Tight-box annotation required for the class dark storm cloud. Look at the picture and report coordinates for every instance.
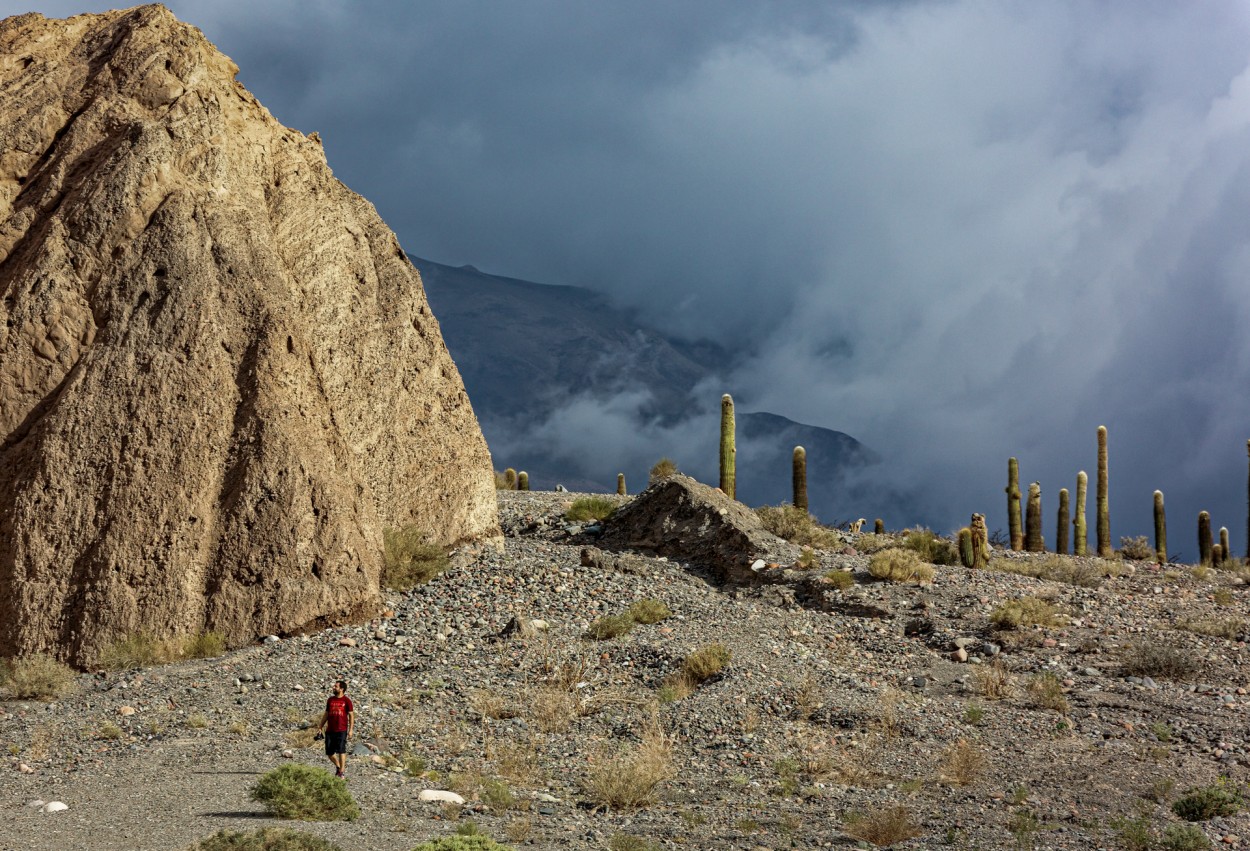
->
[7,1,1250,549]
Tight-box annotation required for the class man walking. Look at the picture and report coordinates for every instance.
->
[318,679,355,779]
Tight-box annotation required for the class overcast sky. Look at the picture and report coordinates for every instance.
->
[10,1,1250,554]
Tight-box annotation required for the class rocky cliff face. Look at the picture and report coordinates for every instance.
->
[0,5,499,665]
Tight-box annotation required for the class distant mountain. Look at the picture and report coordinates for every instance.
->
[417,256,888,521]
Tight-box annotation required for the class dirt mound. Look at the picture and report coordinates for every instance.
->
[0,6,499,665]
[597,474,791,581]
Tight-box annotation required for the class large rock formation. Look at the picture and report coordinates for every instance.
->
[0,6,499,665]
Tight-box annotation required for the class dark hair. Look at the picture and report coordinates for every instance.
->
[335,679,348,691]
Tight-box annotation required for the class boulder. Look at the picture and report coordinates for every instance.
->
[597,474,791,582]
[0,7,499,665]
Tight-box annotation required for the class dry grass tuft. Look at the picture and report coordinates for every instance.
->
[680,643,731,683]
[755,504,843,549]
[626,599,671,624]
[585,613,636,640]
[469,689,520,721]
[649,457,678,482]
[867,548,935,584]
[584,717,675,810]
[1121,642,1197,681]
[989,554,1116,587]
[1176,616,1246,640]
[1026,672,1069,713]
[939,739,986,786]
[1,653,76,700]
[843,805,922,846]
[823,569,855,590]
[901,528,959,565]
[974,660,1013,700]
[565,496,617,522]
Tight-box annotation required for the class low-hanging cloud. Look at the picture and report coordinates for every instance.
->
[9,1,1250,551]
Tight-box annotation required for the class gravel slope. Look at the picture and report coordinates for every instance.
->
[3,489,1250,850]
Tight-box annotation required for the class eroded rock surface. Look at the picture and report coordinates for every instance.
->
[0,5,499,665]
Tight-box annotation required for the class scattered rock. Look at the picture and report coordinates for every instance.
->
[418,790,465,805]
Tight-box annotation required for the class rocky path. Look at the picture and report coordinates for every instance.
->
[3,488,1250,850]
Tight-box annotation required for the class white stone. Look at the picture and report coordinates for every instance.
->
[419,789,465,804]
[530,619,549,630]
[42,801,68,813]
[750,559,767,572]
[18,762,34,774]
[263,635,280,644]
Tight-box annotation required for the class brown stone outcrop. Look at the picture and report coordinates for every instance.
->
[0,6,499,665]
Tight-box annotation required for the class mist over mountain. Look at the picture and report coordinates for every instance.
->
[418,257,908,525]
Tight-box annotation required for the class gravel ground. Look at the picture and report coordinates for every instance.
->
[3,489,1250,850]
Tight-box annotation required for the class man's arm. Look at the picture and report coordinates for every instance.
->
[317,706,328,733]
[347,704,355,738]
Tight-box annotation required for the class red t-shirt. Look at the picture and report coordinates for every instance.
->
[325,695,354,733]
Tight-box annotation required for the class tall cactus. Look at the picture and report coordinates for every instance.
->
[1097,425,1111,557]
[1213,543,1225,567]
[517,471,529,491]
[1220,527,1230,564]
[1153,490,1167,564]
[1198,511,1213,565]
[1074,471,1088,556]
[969,513,990,569]
[719,394,736,500]
[792,446,808,512]
[1056,488,1070,555]
[1025,482,1044,552]
[504,468,517,490]
[875,518,884,534]
[617,473,626,496]
[1006,457,1023,551]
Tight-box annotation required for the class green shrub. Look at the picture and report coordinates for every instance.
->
[648,458,679,482]
[1,653,76,700]
[682,644,731,683]
[1172,781,1242,821]
[627,599,671,624]
[410,836,513,851]
[1161,824,1212,850]
[382,527,449,590]
[184,631,226,659]
[901,528,958,565]
[755,504,841,549]
[250,764,360,821]
[989,596,1067,630]
[1026,673,1069,713]
[565,496,617,522]
[585,614,636,640]
[823,570,854,590]
[189,828,343,851]
[867,548,935,584]
[989,554,1110,587]
[1119,536,1155,561]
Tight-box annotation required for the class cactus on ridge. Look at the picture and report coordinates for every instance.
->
[792,446,807,512]
[504,468,517,490]
[617,473,626,496]
[1025,481,1043,552]
[720,394,736,500]
[1074,471,1088,556]
[1006,457,1022,551]
[1097,426,1111,557]
[875,519,884,534]
[969,513,990,569]
[958,527,974,568]
[1056,488,1070,555]
[517,471,529,491]
[1220,526,1230,565]
[1198,511,1213,565]
[1153,490,1167,564]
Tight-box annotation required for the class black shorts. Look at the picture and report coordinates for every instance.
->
[325,731,348,756]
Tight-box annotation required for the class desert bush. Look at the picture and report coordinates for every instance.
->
[411,837,513,851]
[1176,617,1246,640]
[584,718,674,810]
[755,504,842,549]
[382,526,449,590]
[681,643,731,683]
[187,713,209,729]
[565,496,616,522]
[648,457,679,482]
[608,835,661,851]
[1172,781,1242,821]
[990,596,1067,630]
[1,653,76,700]
[98,631,170,670]
[1026,673,1069,713]
[1121,642,1197,681]
[823,569,854,590]
[524,684,579,733]
[901,528,959,565]
[842,805,922,846]
[184,631,226,659]
[1119,536,1155,560]
[796,546,818,569]
[189,828,342,851]
[853,532,897,554]
[250,764,360,821]
[989,554,1109,587]
[626,599,671,624]
[939,739,986,786]
[867,548,935,584]
[1161,824,1213,850]
[585,613,636,640]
